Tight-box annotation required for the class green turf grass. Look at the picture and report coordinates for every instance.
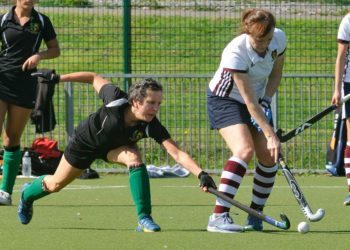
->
[1,174,349,250]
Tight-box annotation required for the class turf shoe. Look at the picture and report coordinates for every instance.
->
[136,215,161,232]
[245,214,263,231]
[0,190,12,205]
[18,183,33,225]
[207,212,243,233]
[343,193,350,206]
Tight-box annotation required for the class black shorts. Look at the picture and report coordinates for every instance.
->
[0,69,37,109]
[64,137,108,170]
[206,89,251,129]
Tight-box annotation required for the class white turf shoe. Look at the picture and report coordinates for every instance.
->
[0,190,12,206]
[207,212,243,233]
[344,193,350,206]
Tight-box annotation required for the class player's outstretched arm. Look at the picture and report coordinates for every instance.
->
[31,69,109,93]
[162,139,217,191]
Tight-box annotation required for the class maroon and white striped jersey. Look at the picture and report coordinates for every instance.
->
[208,28,287,104]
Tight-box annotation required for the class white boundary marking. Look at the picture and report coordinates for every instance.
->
[12,185,127,192]
[12,184,345,192]
[161,185,345,189]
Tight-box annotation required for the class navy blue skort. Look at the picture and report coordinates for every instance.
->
[343,83,350,119]
[206,89,251,129]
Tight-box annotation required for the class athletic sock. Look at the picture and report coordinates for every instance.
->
[0,148,22,194]
[129,164,151,220]
[250,162,278,211]
[344,143,350,192]
[23,175,50,203]
[213,157,247,214]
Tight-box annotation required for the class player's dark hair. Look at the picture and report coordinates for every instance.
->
[241,9,276,37]
[128,78,163,104]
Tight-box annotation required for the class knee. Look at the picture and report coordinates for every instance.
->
[43,179,64,193]
[235,145,254,162]
[124,152,143,168]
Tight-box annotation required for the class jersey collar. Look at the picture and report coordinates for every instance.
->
[4,6,39,24]
[245,34,270,64]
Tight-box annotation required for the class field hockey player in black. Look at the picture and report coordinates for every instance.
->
[19,69,217,232]
[0,0,60,206]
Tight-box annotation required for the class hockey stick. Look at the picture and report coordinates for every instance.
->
[208,187,290,230]
[277,93,350,143]
[278,156,325,222]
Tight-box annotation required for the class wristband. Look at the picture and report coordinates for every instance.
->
[198,171,208,179]
[262,95,272,105]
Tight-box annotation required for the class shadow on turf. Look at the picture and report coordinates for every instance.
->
[47,227,215,232]
[48,228,339,234]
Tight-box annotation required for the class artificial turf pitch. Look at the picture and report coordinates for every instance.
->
[0,173,349,250]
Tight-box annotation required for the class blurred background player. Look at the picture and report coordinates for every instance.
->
[0,0,60,205]
[206,8,286,232]
[332,11,350,206]
[18,70,217,232]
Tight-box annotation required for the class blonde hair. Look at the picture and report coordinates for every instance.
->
[241,9,276,37]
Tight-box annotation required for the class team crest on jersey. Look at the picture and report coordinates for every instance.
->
[28,22,40,34]
[129,130,144,142]
[271,50,277,60]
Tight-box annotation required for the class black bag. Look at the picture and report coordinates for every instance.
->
[0,149,62,176]
[27,137,63,176]
[29,150,62,176]
[326,109,346,176]
[78,168,100,179]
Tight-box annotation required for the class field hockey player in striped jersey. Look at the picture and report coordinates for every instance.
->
[206,8,287,233]
[332,12,350,206]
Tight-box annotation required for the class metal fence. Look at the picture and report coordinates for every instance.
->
[0,1,347,172]
[0,1,347,75]
[21,74,334,173]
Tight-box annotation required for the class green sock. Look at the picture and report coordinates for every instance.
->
[23,175,50,203]
[0,148,22,194]
[129,164,151,220]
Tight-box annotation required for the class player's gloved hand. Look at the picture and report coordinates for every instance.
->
[198,171,217,190]
[250,96,273,132]
[31,68,60,84]
[259,96,273,123]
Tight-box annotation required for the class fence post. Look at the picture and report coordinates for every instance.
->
[65,82,74,141]
[272,92,278,130]
[123,0,132,91]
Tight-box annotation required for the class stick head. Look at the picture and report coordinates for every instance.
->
[279,213,291,230]
[308,208,325,222]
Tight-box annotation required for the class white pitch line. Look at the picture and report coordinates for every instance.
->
[11,184,345,192]
[161,185,346,189]
[64,185,126,190]
[12,185,127,192]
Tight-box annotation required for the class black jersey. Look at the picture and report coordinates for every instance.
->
[73,84,171,155]
[0,6,57,67]
[0,6,57,108]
